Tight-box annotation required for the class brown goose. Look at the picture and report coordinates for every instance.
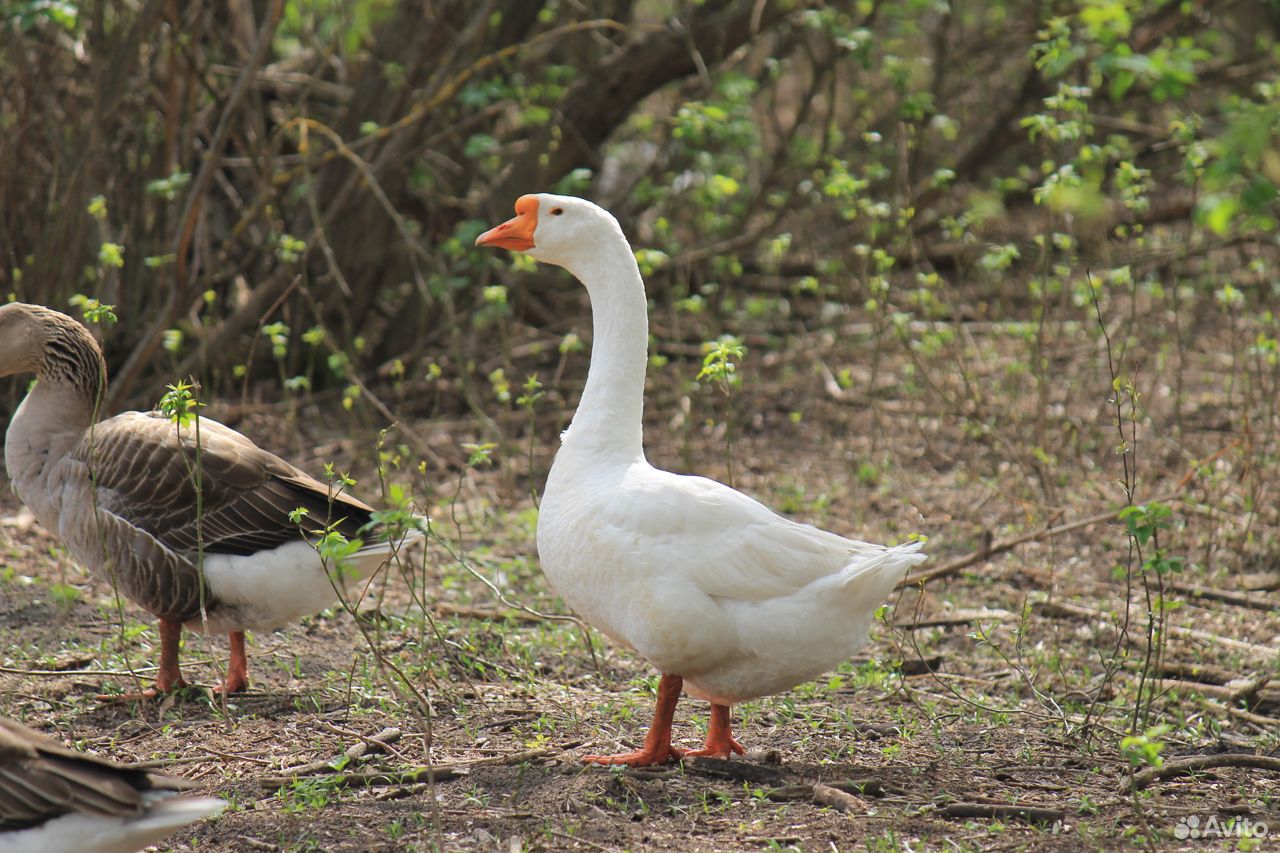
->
[0,303,422,695]
[0,716,224,853]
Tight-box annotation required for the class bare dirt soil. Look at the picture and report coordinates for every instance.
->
[2,315,1278,852]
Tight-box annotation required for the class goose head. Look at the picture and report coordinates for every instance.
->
[475,193,628,274]
[0,302,46,377]
[0,302,105,400]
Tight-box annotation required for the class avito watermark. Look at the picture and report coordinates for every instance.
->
[1173,815,1268,841]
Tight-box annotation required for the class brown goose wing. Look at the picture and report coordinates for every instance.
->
[74,411,375,559]
[0,718,189,829]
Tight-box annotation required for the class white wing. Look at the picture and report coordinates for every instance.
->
[595,466,892,603]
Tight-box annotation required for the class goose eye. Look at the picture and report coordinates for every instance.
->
[550,207,564,216]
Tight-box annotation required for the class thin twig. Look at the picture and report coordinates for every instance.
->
[933,802,1065,823]
[261,747,557,789]
[1164,580,1277,612]
[899,495,1179,588]
[1035,600,1279,661]
[1126,754,1280,791]
[274,727,403,778]
[433,602,547,624]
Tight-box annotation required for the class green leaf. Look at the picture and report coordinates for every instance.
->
[97,242,124,269]
[1200,195,1239,236]
[157,380,202,428]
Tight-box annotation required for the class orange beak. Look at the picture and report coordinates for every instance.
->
[475,195,538,251]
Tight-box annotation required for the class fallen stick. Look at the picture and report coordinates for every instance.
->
[1240,571,1280,591]
[767,779,895,809]
[314,765,468,788]
[934,802,1065,823]
[3,641,285,681]
[898,496,1179,589]
[433,602,546,624]
[765,785,816,802]
[813,783,866,814]
[1202,698,1280,728]
[1126,754,1280,791]
[0,657,222,677]
[896,607,1016,629]
[1160,678,1274,706]
[1034,600,1279,662]
[684,756,787,785]
[828,776,897,797]
[0,664,164,678]
[272,727,402,779]
[1159,661,1243,685]
[129,754,224,770]
[322,722,408,757]
[1165,580,1277,613]
[899,441,1241,590]
[262,746,557,789]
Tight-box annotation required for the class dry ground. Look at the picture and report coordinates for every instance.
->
[1,310,1278,852]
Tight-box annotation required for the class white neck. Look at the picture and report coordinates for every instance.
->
[558,243,649,461]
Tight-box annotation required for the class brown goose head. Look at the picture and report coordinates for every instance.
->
[0,303,106,400]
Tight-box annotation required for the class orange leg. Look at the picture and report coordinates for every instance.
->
[684,703,746,759]
[213,631,250,694]
[96,618,188,700]
[584,673,686,766]
[153,617,190,693]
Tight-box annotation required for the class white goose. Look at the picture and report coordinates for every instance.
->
[0,716,225,853]
[476,194,926,765]
[0,303,422,696]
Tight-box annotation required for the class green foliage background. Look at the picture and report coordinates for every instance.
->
[2,0,1278,423]
[3,7,1280,835]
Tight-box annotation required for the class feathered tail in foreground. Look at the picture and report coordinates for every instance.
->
[0,717,225,853]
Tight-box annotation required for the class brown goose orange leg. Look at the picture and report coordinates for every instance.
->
[684,703,746,759]
[152,617,191,692]
[584,673,686,766]
[99,617,189,700]
[213,631,250,694]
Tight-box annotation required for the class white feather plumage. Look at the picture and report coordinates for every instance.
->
[479,193,927,762]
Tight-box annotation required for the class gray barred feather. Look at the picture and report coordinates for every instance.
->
[0,718,193,830]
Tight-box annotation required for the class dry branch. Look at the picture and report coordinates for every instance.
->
[829,776,899,797]
[1126,754,1280,791]
[543,828,616,853]
[1201,699,1280,729]
[934,802,1065,823]
[1165,580,1278,613]
[765,781,888,811]
[899,439,1235,590]
[896,607,1017,629]
[1034,600,1279,662]
[496,0,806,198]
[262,746,557,789]
[898,498,1176,589]
[273,727,402,779]
[812,783,867,814]
[109,0,286,407]
[765,784,817,802]
[684,756,787,785]
[433,602,547,624]
[1160,677,1274,707]
[1159,661,1249,685]
[1240,572,1280,592]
